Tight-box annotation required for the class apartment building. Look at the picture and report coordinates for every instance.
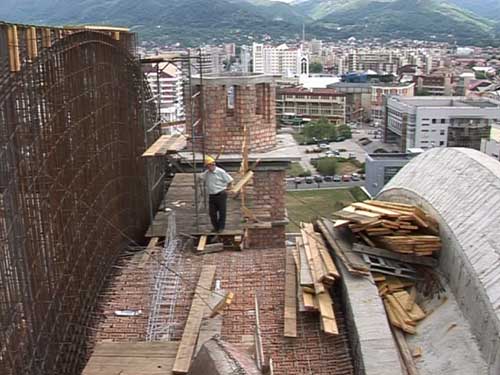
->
[384,96,500,151]
[252,42,308,77]
[276,87,346,125]
[143,62,184,127]
[328,82,414,122]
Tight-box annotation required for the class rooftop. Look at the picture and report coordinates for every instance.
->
[389,96,500,109]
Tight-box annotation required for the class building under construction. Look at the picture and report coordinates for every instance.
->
[1,22,499,375]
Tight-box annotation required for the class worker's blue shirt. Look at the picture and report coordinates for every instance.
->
[201,167,233,195]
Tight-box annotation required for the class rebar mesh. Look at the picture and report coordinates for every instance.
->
[0,24,160,375]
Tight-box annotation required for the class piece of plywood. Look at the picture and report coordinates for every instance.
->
[82,341,179,375]
[173,265,216,374]
[284,248,297,337]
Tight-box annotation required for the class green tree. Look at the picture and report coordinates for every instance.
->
[302,118,337,142]
[309,62,323,73]
[316,157,337,175]
[337,124,352,139]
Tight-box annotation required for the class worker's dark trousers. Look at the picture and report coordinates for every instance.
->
[208,191,227,232]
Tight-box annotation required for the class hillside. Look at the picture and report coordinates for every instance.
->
[316,0,498,46]
[0,0,310,45]
[0,0,498,46]
[447,0,500,21]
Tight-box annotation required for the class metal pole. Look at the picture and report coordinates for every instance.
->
[187,50,199,232]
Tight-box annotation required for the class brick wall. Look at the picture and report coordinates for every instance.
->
[246,169,286,249]
[186,82,276,154]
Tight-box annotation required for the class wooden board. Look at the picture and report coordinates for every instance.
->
[82,341,179,375]
[314,234,340,279]
[284,248,297,338]
[333,209,379,225]
[301,227,325,294]
[173,265,216,374]
[296,237,313,287]
[142,135,186,157]
[351,202,401,218]
[196,235,207,252]
[316,292,338,335]
[230,170,254,194]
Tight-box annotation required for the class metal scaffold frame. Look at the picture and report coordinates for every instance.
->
[140,50,210,231]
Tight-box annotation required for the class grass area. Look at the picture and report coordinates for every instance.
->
[286,187,369,232]
[312,157,363,175]
[287,162,311,177]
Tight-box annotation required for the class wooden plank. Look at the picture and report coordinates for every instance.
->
[284,248,297,337]
[230,170,254,194]
[301,226,325,294]
[333,209,379,225]
[392,328,419,375]
[407,287,417,311]
[296,237,313,287]
[358,232,376,247]
[173,265,216,374]
[351,202,401,218]
[393,291,426,321]
[83,342,179,374]
[316,292,338,335]
[383,299,416,335]
[314,234,340,279]
[386,294,414,325]
[302,290,316,310]
[196,235,207,252]
[352,243,438,268]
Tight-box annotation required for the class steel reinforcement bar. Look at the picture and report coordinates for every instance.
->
[0,23,161,375]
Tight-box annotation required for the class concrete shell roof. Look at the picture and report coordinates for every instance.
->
[381,147,500,313]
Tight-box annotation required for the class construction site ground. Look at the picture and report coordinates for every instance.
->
[86,245,355,374]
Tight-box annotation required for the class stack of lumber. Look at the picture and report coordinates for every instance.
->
[333,200,441,257]
[375,274,426,335]
[289,222,340,336]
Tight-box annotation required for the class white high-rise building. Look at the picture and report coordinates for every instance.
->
[252,42,308,77]
[144,62,184,132]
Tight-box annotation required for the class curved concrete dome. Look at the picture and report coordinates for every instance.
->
[378,147,500,374]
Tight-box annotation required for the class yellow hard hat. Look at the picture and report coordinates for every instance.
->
[204,155,215,165]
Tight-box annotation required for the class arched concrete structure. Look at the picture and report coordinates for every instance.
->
[379,147,500,374]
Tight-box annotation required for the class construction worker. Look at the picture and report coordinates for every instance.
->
[200,155,233,233]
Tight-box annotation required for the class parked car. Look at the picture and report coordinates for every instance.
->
[351,173,360,181]
[342,174,351,182]
[313,175,323,183]
[324,175,333,182]
[333,175,341,182]
[319,143,330,150]
[305,176,314,184]
[294,177,303,184]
